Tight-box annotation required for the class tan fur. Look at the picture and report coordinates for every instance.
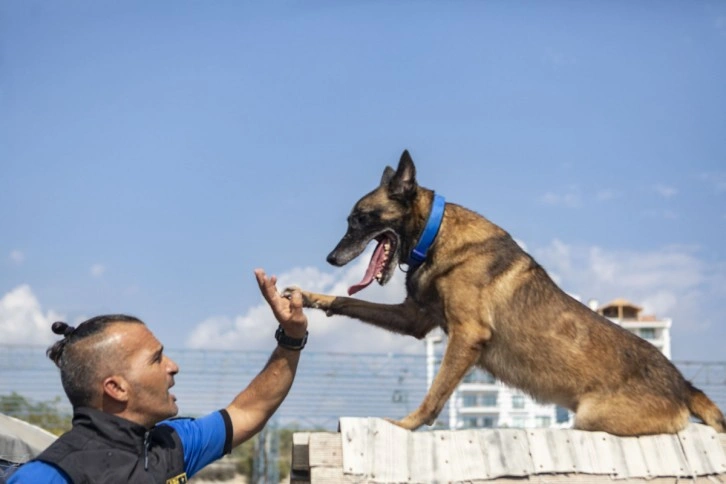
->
[296,151,725,435]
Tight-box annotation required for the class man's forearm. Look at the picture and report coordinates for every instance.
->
[226,345,301,446]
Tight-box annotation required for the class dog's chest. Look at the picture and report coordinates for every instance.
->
[406,270,446,326]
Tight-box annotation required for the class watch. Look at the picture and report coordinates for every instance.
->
[275,325,308,351]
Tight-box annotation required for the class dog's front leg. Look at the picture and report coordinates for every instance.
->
[391,329,483,430]
[293,290,436,339]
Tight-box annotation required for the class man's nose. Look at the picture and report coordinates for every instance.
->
[166,356,180,374]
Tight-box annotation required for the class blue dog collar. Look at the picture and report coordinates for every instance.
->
[409,193,446,266]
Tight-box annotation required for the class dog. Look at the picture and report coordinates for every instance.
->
[294,150,726,436]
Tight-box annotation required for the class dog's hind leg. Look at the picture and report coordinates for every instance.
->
[575,393,690,436]
[391,330,483,430]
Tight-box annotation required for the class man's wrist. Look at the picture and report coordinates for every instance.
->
[275,325,308,351]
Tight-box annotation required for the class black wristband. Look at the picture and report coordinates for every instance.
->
[275,325,308,351]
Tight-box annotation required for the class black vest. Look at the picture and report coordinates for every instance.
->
[34,407,187,484]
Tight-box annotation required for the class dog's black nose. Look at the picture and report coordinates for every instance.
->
[326,252,340,266]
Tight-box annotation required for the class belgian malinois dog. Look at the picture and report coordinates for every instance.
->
[296,150,725,436]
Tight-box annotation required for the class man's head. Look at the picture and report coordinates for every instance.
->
[47,315,180,428]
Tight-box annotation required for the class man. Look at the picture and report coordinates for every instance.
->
[8,269,307,483]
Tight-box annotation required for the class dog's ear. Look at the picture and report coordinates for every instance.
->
[387,149,417,201]
[380,166,396,186]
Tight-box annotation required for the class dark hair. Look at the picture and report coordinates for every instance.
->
[47,314,144,408]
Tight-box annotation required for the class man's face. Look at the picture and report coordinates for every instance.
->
[111,323,180,427]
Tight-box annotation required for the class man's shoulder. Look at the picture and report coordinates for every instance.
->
[159,409,228,435]
[158,409,232,474]
[7,460,70,483]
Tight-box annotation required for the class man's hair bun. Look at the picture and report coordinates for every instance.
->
[52,321,76,336]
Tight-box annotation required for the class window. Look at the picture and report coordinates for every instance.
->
[463,368,497,384]
[639,328,656,340]
[512,395,525,409]
[462,417,478,429]
[535,416,552,428]
[511,416,527,428]
[461,393,497,407]
[461,417,497,429]
[556,406,572,424]
[602,307,618,318]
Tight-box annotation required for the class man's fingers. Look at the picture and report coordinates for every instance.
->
[254,268,279,305]
[288,288,304,313]
[255,268,307,327]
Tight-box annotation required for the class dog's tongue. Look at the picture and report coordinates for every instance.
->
[348,238,387,296]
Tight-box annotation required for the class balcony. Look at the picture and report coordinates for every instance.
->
[457,405,500,414]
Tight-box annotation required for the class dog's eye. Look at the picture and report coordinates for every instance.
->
[357,211,379,225]
[350,212,368,226]
[349,210,381,227]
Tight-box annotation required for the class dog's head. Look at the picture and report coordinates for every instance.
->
[328,150,420,295]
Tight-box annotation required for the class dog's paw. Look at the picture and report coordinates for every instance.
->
[283,287,325,310]
[281,286,300,301]
[383,417,418,431]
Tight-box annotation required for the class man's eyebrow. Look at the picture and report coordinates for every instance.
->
[149,346,164,363]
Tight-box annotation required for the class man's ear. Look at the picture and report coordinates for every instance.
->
[103,375,130,403]
[388,149,417,201]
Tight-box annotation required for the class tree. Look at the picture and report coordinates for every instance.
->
[0,392,71,436]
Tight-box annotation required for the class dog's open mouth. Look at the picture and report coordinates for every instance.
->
[348,232,398,296]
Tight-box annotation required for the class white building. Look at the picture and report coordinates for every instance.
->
[427,298,673,430]
[593,298,672,359]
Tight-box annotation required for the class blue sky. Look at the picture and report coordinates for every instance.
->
[1,2,725,361]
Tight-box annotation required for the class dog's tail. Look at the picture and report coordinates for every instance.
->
[687,381,726,432]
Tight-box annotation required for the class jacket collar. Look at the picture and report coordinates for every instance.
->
[72,407,149,454]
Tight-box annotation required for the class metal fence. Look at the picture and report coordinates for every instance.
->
[0,345,429,431]
[1,345,725,432]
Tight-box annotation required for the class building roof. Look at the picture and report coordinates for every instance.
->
[599,298,643,312]
[292,418,726,483]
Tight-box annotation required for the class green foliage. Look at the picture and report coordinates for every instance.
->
[0,392,71,436]
[231,438,255,478]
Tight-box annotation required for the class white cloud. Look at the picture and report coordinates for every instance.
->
[188,240,724,355]
[653,184,678,198]
[595,189,621,202]
[90,264,106,278]
[533,241,720,332]
[0,285,64,345]
[9,250,25,265]
[697,172,726,193]
[187,250,425,354]
[540,187,581,208]
[513,238,528,253]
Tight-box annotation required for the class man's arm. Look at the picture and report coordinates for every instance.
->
[224,269,308,448]
[7,461,70,483]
